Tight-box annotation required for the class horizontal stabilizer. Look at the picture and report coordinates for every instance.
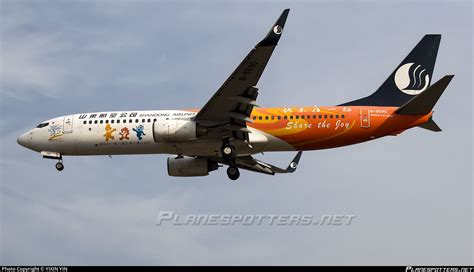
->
[396,75,454,115]
[418,119,442,132]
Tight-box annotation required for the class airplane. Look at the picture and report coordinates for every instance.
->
[17,9,454,181]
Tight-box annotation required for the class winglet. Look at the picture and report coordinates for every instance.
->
[285,151,302,173]
[257,9,290,47]
[271,151,302,174]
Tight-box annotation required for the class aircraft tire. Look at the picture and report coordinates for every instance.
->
[227,166,240,180]
[55,162,64,171]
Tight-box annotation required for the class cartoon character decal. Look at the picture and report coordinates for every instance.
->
[48,124,63,141]
[133,125,146,140]
[104,124,116,141]
[119,127,130,141]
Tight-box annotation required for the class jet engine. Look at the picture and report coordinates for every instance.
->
[153,120,207,142]
[167,157,218,177]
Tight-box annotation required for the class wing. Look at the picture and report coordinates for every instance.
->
[211,151,303,176]
[194,9,290,141]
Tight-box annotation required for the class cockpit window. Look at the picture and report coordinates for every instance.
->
[36,122,49,128]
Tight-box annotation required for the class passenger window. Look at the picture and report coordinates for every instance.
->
[117,120,120,124]
[324,115,327,119]
[265,116,269,120]
[94,120,98,124]
[100,120,103,124]
[271,116,275,120]
[111,120,114,123]
[147,119,151,123]
[123,119,127,123]
[342,114,345,118]
[301,115,304,119]
[83,121,86,125]
[89,120,92,124]
[129,119,132,123]
[259,116,262,120]
[307,115,311,119]
[336,115,339,118]
[277,116,281,120]
[284,116,287,119]
[153,118,157,122]
[318,115,322,119]
[253,116,257,120]
[290,116,293,119]
[142,119,145,123]
[296,115,299,119]
[105,120,109,124]
[135,119,139,123]
[330,115,333,118]
[313,115,316,119]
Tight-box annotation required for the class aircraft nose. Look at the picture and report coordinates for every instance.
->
[17,132,33,149]
[17,133,27,147]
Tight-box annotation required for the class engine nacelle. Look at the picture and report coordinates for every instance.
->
[167,157,218,177]
[153,120,207,142]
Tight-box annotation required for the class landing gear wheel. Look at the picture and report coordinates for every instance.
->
[55,162,64,171]
[227,166,240,180]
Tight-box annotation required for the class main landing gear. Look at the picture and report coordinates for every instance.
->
[221,143,235,160]
[226,163,240,180]
[221,140,239,180]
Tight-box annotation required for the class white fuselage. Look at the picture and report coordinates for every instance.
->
[17,110,293,158]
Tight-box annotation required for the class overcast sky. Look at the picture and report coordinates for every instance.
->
[1,0,472,265]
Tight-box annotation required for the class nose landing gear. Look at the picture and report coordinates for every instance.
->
[55,160,64,171]
[41,151,64,172]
